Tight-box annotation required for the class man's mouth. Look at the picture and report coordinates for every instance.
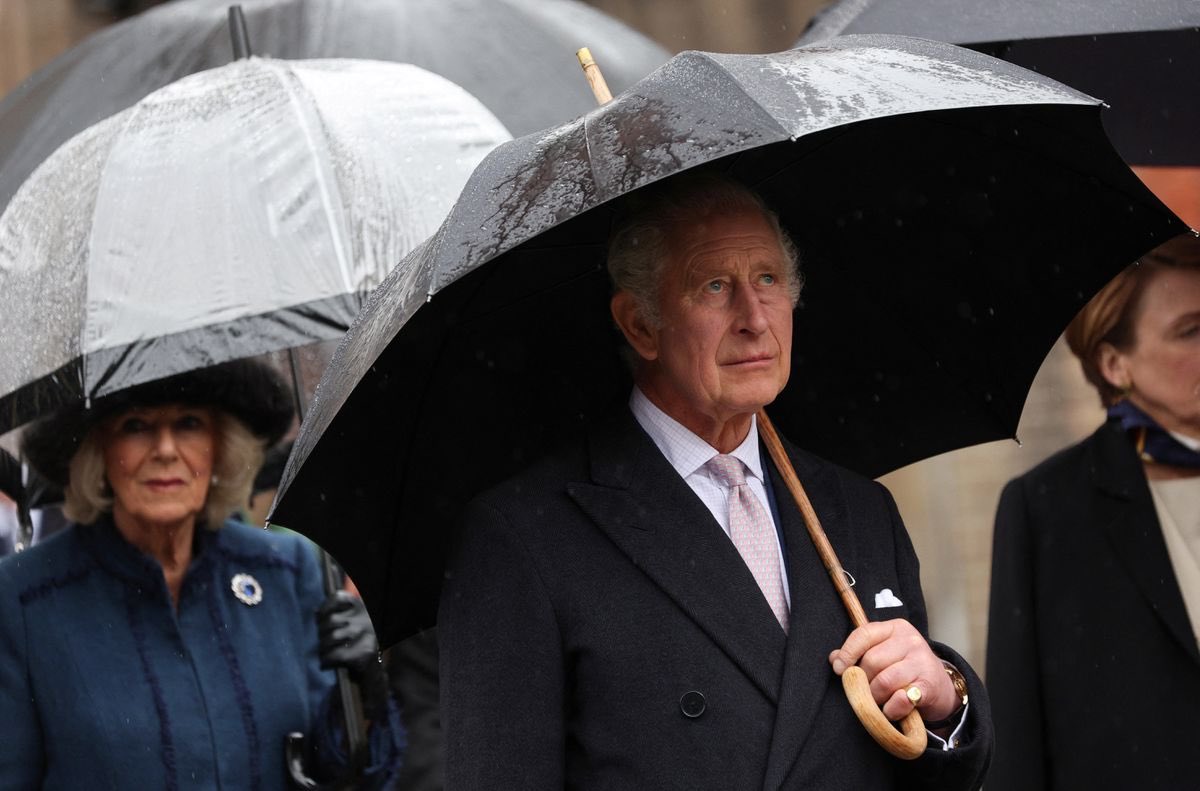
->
[725,353,775,366]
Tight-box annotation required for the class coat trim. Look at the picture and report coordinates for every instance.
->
[206,586,264,791]
[17,565,93,605]
[126,592,178,791]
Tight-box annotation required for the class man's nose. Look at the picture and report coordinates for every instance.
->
[733,282,770,334]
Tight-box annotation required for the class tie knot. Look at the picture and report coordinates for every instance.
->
[706,454,747,488]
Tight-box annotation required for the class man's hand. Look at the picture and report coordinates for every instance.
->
[828,619,958,724]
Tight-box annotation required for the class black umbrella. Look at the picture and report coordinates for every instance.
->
[0,0,669,213]
[797,0,1200,165]
[271,35,1186,651]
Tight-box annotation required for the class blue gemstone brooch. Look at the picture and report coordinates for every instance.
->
[231,573,263,606]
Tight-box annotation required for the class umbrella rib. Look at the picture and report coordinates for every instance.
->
[261,60,356,292]
[79,102,150,402]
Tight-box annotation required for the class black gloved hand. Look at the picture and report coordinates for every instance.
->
[317,591,392,721]
[316,590,379,680]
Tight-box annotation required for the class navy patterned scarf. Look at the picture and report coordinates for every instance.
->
[1107,399,1200,469]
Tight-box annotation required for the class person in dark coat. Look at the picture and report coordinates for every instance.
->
[439,174,992,789]
[0,359,404,790]
[987,233,1200,790]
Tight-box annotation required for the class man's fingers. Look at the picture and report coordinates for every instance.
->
[829,620,898,673]
[881,685,920,721]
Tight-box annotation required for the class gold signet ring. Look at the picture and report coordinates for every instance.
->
[905,685,922,706]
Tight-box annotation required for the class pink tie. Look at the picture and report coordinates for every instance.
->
[706,454,790,632]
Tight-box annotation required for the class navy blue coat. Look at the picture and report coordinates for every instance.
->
[0,517,403,790]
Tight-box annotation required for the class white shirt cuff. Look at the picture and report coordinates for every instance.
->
[925,700,969,751]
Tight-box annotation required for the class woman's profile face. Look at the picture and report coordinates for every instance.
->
[1109,266,1200,438]
[101,404,216,528]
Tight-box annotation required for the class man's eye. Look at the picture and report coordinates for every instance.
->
[705,280,724,293]
[1180,324,1200,339]
[760,273,777,285]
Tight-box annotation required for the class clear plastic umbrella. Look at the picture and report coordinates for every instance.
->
[0,56,511,434]
[0,0,669,213]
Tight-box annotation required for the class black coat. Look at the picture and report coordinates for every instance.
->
[440,409,992,789]
[987,420,1200,790]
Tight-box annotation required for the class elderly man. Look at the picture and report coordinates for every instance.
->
[439,174,993,789]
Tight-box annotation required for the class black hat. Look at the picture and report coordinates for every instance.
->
[21,359,295,487]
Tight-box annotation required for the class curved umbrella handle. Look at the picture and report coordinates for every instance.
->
[842,666,928,759]
[757,409,930,760]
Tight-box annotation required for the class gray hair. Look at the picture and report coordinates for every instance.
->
[63,411,264,528]
[606,173,803,327]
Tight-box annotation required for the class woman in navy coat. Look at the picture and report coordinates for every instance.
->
[987,234,1200,789]
[0,360,403,789]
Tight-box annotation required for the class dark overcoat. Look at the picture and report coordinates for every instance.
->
[987,420,1200,790]
[440,409,992,789]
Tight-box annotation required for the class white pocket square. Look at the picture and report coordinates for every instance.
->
[874,588,903,608]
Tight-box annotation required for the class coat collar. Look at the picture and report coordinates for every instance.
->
[78,513,222,597]
[1091,420,1200,667]
[568,408,788,702]
[568,408,862,788]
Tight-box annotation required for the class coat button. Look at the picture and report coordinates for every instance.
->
[679,690,706,718]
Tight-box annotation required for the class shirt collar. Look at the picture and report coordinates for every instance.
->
[629,387,764,482]
[1170,430,1200,452]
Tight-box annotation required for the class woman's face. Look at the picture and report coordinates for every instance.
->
[1103,266,1200,438]
[101,404,216,528]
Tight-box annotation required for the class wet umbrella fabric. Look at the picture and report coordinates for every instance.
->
[270,35,1186,648]
[0,57,511,434]
[0,0,669,213]
[797,0,1200,165]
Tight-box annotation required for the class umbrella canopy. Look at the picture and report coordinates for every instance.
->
[797,0,1200,165]
[0,57,511,435]
[0,0,669,214]
[271,35,1187,648]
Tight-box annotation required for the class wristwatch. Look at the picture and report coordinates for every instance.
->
[922,660,969,730]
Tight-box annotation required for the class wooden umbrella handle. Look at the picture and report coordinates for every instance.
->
[843,668,928,759]
[576,47,614,104]
[757,409,928,760]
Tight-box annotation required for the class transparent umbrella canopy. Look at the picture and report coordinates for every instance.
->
[0,0,669,214]
[0,57,512,434]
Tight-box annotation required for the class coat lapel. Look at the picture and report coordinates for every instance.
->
[1094,422,1200,667]
[762,442,857,790]
[566,411,788,703]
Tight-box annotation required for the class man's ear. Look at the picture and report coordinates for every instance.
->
[611,291,658,361]
[1097,341,1131,391]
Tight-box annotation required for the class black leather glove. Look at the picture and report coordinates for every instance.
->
[317,590,379,679]
[316,591,391,722]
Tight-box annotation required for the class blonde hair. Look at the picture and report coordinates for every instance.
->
[1065,234,1200,407]
[63,411,265,528]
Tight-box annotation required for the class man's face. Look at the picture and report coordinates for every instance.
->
[623,207,794,433]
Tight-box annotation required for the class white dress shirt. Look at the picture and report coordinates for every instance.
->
[629,387,791,607]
